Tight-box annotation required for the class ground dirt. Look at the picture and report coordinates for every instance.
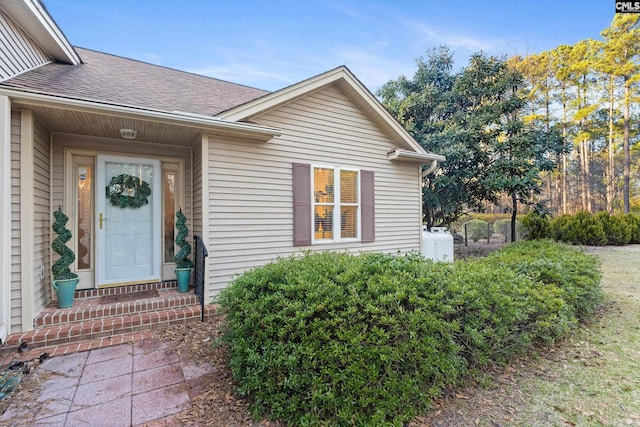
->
[2,243,637,426]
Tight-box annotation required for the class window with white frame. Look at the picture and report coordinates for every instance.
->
[312,166,359,241]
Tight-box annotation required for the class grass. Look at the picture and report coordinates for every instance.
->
[415,244,640,427]
[514,245,640,427]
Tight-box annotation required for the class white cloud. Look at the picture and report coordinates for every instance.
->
[404,20,492,53]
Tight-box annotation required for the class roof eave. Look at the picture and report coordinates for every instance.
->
[2,0,81,65]
[387,149,445,163]
[1,87,282,140]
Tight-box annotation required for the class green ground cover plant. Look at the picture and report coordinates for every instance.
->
[218,242,601,427]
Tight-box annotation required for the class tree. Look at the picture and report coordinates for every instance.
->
[472,55,564,241]
[509,52,559,212]
[601,14,640,213]
[378,47,482,228]
[379,51,561,235]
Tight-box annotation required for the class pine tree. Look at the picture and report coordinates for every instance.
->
[601,14,640,213]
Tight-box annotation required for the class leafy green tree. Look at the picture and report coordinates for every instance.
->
[378,47,486,228]
[379,51,562,236]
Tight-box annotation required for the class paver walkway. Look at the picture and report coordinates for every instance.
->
[0,338,214,426]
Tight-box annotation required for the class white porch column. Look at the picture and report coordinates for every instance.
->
[20,110,35,331]
[200,135,210,297]
[0,95,11,343]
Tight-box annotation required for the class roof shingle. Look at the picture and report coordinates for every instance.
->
[0,47,270,116]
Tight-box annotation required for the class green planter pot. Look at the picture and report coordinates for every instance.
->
[52,278,79,309]
[175,268,192,293]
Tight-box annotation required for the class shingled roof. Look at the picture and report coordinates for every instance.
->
[0,47,270,116]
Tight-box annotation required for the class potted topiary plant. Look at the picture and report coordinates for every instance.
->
[174,208,193,293]
[51,207,79,308]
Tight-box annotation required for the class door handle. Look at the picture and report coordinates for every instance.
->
[99,212,106,229]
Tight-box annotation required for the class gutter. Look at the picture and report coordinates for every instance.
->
[0,88,282,139]
[387,148,445,177]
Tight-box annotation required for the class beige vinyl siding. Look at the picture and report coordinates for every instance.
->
[33,116,50,313]
[10,109,21,332]
[207,84,421,294]
[192,138,203,237]
[0,9,51,81]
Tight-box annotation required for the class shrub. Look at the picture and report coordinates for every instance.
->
[550,212,606,246]
[51,207,78,281]
[441,259,569,367]
[595,212,632,246]
[465,219,489,242]
[521,212,551,240]
[494,218,523,241]
[219,252,462,426]
[485,240,603,322]
[219,243,602,426]
[174,209,193,269]
[622,214,640,244]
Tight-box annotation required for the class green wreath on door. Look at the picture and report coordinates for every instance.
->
[106,174,151,208]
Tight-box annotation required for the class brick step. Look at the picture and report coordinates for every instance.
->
[73,280,178,299]
[36,288,200,327]
[1,304,217,354]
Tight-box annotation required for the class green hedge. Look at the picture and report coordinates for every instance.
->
[218,242,602,426]
[623,214,640,243]
[465,218,489,242]
[522,211,640,246]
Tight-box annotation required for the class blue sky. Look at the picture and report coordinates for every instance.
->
[44,1,615,92]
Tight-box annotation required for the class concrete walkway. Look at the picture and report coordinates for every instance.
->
[0,338,213,426]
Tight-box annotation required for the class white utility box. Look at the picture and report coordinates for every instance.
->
[421,226,454,262]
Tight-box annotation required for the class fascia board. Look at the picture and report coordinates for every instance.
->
[2,0,81,64]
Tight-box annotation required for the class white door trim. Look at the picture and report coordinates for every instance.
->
[96,154,161,287]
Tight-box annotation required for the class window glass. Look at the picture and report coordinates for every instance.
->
[340,170,358,204]
[164,170,176,262]
[340,206,357,238]
[313,167,359,241]
[314,168,334,240]
[77,165,92,270]
[314,168,334,203]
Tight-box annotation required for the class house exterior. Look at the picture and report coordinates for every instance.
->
[0,0,444,342]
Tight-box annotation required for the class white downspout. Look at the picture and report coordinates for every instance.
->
[421,159,439,178]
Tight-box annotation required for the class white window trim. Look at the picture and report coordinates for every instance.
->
[311,165,360,244]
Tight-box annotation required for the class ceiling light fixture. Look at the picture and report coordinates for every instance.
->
[119,128,137,140]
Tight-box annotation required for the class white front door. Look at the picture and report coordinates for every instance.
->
[96,155,161,287]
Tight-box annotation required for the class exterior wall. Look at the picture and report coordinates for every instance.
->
[10,109,21,332]
[0,9,51,81]
[192,137,203,237]
[9,110,51,332]
[33,116,51,314]
[206,84,422,295]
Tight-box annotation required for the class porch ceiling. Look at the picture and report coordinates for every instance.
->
[16,103,202,146]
